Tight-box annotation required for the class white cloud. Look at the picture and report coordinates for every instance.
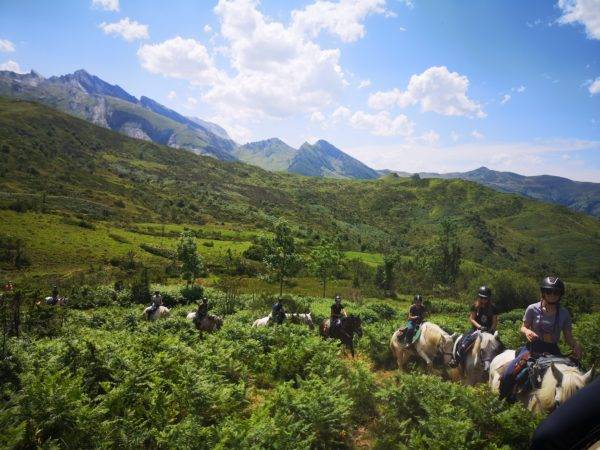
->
[310,110,326,123]
[368,66,486,118]
[100,18,149,41]
[399,0,414,9]
[138,36,223,84]
[0,60,24,73]
[557,0,600,40]
[399,26,407,32]
[418,130,440,145]
[204,24,213,33]
[92,0,119,12]
[332,106,352,122]
[0,39,15,53]
[589,76,600,95]
[514,85,526,93]
[358,79,371,89]
[184,97,198,110]
[209,114,252,143]
[471,130,484,140]
[290,0,388,43]
[450,131,460,142]
[347,110,414,136]
[167,90,177,100]
[500,94,511,105]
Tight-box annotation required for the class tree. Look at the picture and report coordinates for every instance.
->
[310,240,344,298]
[263,220,301,297]
[177,231,204,285]
[415,219,461,286]
[375,252,399,297]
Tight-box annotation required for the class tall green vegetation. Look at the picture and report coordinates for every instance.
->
[176,231,204,286]
[263,221,300,296]
[415,219,462,287]
[309,240,344,297]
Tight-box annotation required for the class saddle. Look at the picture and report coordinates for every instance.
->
[452,332,477,361]
[396,327,422,345]
[513,354,578,392]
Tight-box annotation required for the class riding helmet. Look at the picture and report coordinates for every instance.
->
[414,294,423,303]
[477,286,492,298]
[540,276,565,295]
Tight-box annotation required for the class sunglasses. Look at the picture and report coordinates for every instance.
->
[542,288,562,295]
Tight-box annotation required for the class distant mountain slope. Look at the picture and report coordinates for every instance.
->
[0,69,237,160]
[412,167,600,218]
[2,97,600,278]
[236,138,380,179]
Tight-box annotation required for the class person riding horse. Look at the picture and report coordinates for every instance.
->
[330,295,348,338]
[271,298,285,325]
[499,276,582,402]
[45,285,60,305]
[451,286,498,366]
[149,290,163,314]
[193,297,209,327]
[404,294,426,347]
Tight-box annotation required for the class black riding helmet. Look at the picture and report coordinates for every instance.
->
[414,294,423,303]
[540,276,565,296]
[477,286,492,299]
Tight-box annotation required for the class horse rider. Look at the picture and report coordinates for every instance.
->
[150,290,163,314]
[271,298,285,325]
[45,285,60,305]
[499,276,582,401]
[330,294,348,337]
[194,297,209,326]
[404,294,426,347]
[451,286,498,366]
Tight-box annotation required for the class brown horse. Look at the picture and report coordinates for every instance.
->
[320,316,363,357]
[186,311,223,332]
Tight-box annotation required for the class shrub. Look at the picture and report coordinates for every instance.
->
[469,270,538,313]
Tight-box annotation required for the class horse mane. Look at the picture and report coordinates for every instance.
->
[536,364,586,411]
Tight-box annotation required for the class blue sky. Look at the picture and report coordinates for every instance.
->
[1,0,599,180]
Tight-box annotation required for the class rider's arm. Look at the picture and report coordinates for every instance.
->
[563,328,582,359]
[521,320,539,342]
[342,308,348,317]
[469,311,481,329]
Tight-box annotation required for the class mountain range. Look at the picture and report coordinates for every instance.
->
[0,68,599,217]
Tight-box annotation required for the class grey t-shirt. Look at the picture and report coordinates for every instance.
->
[523,301,572,344]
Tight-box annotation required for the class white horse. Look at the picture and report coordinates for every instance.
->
[453,330,504,385]
[143,305,170,321]
[186,311,223,332]
[390,322,458,372]
[489,350,594,413]
[44,296,68,306]
[285,313,314,329]
[252,314,271,327]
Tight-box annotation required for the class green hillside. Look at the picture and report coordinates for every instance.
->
[1,97,600,283]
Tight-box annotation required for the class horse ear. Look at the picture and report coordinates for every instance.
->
[493,331,499,339]
[551,363,564,386]
[451,332,459,340]
[583,366,595,384]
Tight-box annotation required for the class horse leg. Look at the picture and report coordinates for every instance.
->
[416,347,433,372]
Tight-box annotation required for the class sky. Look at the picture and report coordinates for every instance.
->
[1,0,600,181]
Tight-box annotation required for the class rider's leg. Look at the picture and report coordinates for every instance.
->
[499,347,527,401]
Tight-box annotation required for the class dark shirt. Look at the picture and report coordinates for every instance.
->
[470,304,498,329]
[272,303,284,314]
[409,304,426,325]
[197,303,208,317]
[331,303,344,317]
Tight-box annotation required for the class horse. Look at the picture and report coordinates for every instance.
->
[143,305,170,321]
[489,349,595,413]
[252,314,271,327]
[44,296,68,306]
[285,313,314,329]
[186,311,223,332]
[390,322,458,373]
[453,330,504,385]
[320,316,363,357]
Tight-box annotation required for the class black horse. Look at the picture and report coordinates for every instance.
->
[320,315,363,357]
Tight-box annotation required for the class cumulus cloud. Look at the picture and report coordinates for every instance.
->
[138,36,223,84]
[339,109,414,136]
[92,0,119,12]
[557,0,600,40]
[471,130,485,140]
[358,79,371,89]
[100,18,149,41]
[204,24,213,33]
[167,90,177,100]
[0,60,24,73]
[589,77,600,95]
[0,39,15,53]
[514,85,526,93]
[500,94,511,105]
[368,66,486,118]
[290,0,387,43]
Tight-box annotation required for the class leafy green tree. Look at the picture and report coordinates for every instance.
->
[415,219,461,286]
[375,252,399,297]
[176,231,204,286]
[263,220,301,296]
[310,240,344,298]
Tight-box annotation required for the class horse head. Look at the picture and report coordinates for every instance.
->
[478,331,504,373]
[543,363,594,411]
